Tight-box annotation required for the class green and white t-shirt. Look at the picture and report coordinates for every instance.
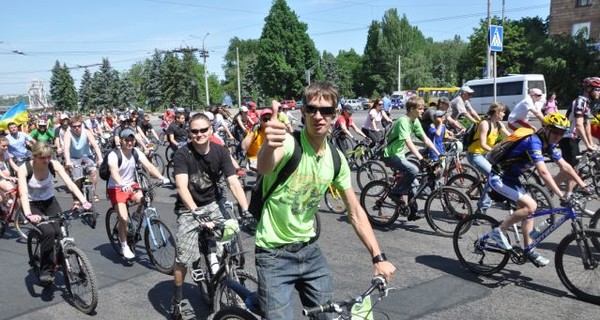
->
[255,130,351,249]
[383,115,425,159]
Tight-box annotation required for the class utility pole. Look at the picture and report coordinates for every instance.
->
[398,55,402,92]
[200,33,210,106]
[486,0,492,78]
[236,47,241,109]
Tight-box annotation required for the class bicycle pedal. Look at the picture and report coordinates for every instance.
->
[191,268,206,282]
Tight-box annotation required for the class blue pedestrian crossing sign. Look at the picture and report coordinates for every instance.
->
[490,25,503,52]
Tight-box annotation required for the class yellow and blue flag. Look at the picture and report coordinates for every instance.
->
[0,101,29,130]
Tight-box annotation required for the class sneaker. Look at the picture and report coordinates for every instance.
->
[39,270,55,284]
[527,250,550,267]
[489,227,512,250]
[122,246,135,260]
[170,300,182,320]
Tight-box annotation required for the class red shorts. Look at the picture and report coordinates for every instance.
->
[107,183,140,205]
[591,124,600,140]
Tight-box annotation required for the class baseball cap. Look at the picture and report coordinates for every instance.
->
[434,110,446,118]
[261,108,273,117]
[461,85,475,94]
[204,111,215,121]
[37,119,47,126]
[438,97,450,104]
[120,128,137,138]
[60,113,70,120]
[240,106,248,112]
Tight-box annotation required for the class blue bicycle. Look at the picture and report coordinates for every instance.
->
[453,192,600,304]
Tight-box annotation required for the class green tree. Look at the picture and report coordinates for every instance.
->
[117,72,137,108]
[256,0,319,99]
[222,37,263,106]
[90,58,119,110]
[180,50,202,108]
[161,52,186,108]
[78,68,93,111]
[49,61,78,110]
[145,50,164,111]
[335,49,362,98]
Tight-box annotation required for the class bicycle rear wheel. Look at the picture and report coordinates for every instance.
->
[324,186,346,214]
[213,269,259,314]
[83,185,98,229]
[453,214,510,275]
[555,228,600,304]
[166,160,176,185]
[424,186,473,237]
[63,245,99,314]
[445,173,483,209]
[144,218,176,275]
[359,180,401,227]
[212,306,257,320]
[150,153,166,175]
[356,161,388,191]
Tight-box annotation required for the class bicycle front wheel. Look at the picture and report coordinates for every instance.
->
[213,269,259,315]
[144,218,176,275]
[356,161,388,191]
[453,214,510,275]
[63,245,99,314]
[445,172,483,209]
[151,153,166,175]
[324,186,347,214]
[424,186,473,237]
[555,228,600,304]
[27,229,43,284]
[360,180,401,227]
[212,306,258,320]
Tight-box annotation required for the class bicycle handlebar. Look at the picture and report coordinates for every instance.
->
[301,276,387,316]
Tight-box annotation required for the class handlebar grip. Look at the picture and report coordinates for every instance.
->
[302,303,331,316]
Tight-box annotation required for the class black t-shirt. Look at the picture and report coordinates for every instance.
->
[166,122,188,143]
[140,122,154,136]
[173,142,235,211]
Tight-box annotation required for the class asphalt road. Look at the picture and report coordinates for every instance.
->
[1,111,599,320]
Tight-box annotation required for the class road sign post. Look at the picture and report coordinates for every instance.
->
[490,25,503,103]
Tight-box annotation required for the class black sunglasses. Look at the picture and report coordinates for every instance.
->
[304,104,336,116]
[190,126,210,135]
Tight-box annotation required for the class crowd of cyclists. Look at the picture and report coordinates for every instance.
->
[2,77,600,318]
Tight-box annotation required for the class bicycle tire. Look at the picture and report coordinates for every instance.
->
[144,218,176,275]
[212,306,257,320]
[424,186,473,237]
[166,160,176,185]
[524,182,554,211]
[453,213,510,275]
[555,228,600,304]
[63,245,99,314]
[165,146,176,162]
[359,180,401,227]
[213,269,259,315]
[192,255,213,307]
[0,218,7,238]
[588,209,600,250]
[445,173,483,209]
[137,171,154,201]
[324,186,347,214]
[105,208,134,256]
[229,233,246,269]
[84,185,98,229]
[356,161,388,191]
[14,206,32,241]
[150,153,166,175]
[27,228,43,284]
[446,161,480,181]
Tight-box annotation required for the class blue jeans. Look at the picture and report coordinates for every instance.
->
[382,156,418,196]
[467,152,492,211]
[256,242,334,320]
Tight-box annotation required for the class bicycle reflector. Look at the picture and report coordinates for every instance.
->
[221,219,240,242]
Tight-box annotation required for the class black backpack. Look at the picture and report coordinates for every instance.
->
[98,148,139,181]
[247,131,342,221]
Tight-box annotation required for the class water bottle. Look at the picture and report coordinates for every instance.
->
[209,253,219,275]
[529,219,551,240]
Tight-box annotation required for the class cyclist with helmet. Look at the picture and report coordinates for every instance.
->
[29,119,55,144]
[488,113,592,267]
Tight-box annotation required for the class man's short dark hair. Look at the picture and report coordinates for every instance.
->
[302,82,339,107]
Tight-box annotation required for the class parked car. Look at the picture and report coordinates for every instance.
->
[391,91,405,109]
[295,100,304,108]
[281,99,297,110]
[362,99,374,110]
[344,99,362,111]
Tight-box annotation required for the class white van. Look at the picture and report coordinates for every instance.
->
[463,74,547,116]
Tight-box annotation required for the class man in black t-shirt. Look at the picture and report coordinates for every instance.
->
[166,112,188,153]
[169,113,249,319]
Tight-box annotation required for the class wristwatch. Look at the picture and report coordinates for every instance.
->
[372,253,388,264]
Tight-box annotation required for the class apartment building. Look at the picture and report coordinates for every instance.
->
[549,0,600,40]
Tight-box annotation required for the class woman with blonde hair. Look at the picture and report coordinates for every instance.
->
[466,102,511,214]
[17,142,91,284]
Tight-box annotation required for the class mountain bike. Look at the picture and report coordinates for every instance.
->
[72,163,99,229]
[453,191,600,304]
[356,160,389,191]
[211,276,391,320]
[324,183,346,214]
[146,147,166,175]
[105,181,176,274]
[360,160,473,236]
[0,186,32,240]
[27,210,99,314]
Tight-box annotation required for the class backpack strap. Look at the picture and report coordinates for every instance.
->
[261,131,303,202]
[26,160,56,181]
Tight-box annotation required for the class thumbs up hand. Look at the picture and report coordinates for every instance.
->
[263,100,288,149]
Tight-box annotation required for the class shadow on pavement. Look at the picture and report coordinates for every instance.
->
[148,280,210,320]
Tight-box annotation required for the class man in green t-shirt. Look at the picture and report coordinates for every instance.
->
[29,119,55,144]
[382,96,440,221]
[256,82,396,319]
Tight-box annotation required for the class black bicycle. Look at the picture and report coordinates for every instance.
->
[27,210,99,314]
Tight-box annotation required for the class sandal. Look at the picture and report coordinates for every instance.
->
[93,194,100,202]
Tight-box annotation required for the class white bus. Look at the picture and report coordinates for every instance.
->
[463,74,547,116]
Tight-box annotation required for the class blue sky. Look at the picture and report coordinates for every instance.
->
[0,0,550,95]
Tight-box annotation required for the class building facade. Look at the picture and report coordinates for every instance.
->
[549,0,600,40]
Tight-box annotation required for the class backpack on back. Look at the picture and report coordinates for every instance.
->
[247,131,342,221]
[462,119,491,148]
[98,148,139,181]
[486,127,536,169]
[25,160,55,181]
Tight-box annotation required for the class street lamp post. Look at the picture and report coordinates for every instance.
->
[200,33,210,107]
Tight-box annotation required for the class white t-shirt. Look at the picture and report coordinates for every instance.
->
[107,147,149,188]
[508,95,538,124]
[363,109,382,130]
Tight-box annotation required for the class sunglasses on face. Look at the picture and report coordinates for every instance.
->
[190,126,211,135]
[304,104,336,116]
[593,88,600,92]
[261,117,271,122]
[71,124,82,128]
